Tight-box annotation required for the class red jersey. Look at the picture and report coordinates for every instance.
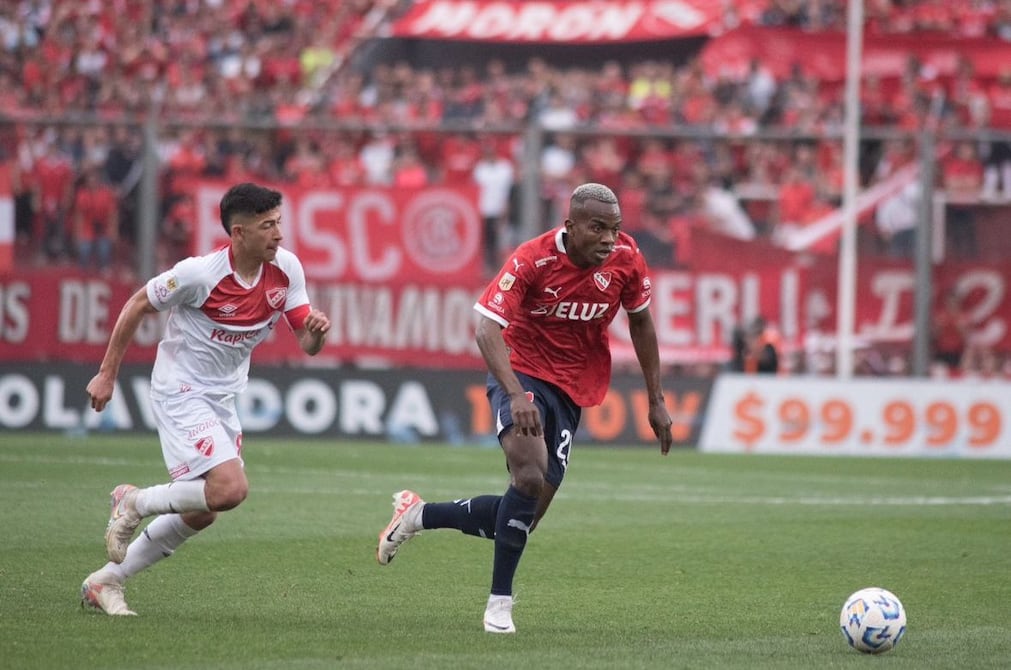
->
[74,185,118,240]
[474,227,652,407]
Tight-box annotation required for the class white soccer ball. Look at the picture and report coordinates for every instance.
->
[839,587,907,654]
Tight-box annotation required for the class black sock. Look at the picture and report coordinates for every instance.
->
[421,496,501,538]
[490,485,538,596]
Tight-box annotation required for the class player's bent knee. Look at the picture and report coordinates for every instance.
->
[511,469,544,499]
[204,477,249,511]
[209,482,248,511]
[203,461,249,511]
[182,510,217,531]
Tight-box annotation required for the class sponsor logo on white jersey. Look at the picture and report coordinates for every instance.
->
[187,418,221,440]
[209,328,261,344]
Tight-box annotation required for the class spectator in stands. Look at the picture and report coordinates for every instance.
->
[159,192,194,269]
[359,130,395,185]
[30,140,75,263]
[618,170,673,268]
[473,139,516,274]
[73,164,119,273]
[694,164,757,241]
[392,140,430,189]
[439,132,481,185]
[326,135,366,187]
[940,140,981,259]
[730,316,780,374]
[931,289,970,372]
[539,133,577,228]
[875,180,921,258]
[282,134,328,188]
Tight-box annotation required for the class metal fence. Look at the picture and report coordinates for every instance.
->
[5,114,1011,377]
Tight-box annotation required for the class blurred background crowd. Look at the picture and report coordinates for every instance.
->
[2,0,1010,380]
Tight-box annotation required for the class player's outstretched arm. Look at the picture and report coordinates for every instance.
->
[86,287,158,412]
[627,308,673,455]
[295,308,331,356]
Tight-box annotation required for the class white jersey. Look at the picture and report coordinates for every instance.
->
[146,245,311,400]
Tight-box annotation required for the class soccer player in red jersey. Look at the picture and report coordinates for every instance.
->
[80,183,331,616]
[377,183,673,633]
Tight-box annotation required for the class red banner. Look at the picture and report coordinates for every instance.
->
[389,1,728,43]
[5,261,1008,367]
[807,260,1011,352]
[191,182,483,284]
[700,26,1011,83]
[0,272,484,368]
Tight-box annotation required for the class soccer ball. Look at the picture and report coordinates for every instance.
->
[839,587,906,654]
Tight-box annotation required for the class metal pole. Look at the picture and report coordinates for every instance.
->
[137,115,159,280]
[912,130,935,376]
[835,0,864,379]
[520,121,544,240]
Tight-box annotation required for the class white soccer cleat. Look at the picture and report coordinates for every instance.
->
[483,594,515,633]
[105,484,141,564]
[376,490,424,565]
[81,570,137,616]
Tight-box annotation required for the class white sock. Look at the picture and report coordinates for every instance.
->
[135,481,209,517]
[115,514,201,580]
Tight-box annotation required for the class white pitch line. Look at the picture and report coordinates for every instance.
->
[558,491,1011,506]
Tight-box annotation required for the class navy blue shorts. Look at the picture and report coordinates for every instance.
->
[487,371,582,488]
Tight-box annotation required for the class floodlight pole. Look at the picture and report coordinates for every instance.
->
[137,113,160,282]
[836,0,864,379]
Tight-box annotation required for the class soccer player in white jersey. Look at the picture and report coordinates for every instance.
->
[80,182,331,616]
[376,183,673,633]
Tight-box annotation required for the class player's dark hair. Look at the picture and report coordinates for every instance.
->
[219,182,283,234]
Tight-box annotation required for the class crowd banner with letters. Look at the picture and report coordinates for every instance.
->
[3,264,1011,367]
[389,0,728,43]
[192,182,484,284]
[700,374,1011,459]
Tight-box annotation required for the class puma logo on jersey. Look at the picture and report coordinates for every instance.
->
[543,286,561,298]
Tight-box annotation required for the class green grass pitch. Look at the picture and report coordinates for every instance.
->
[1,432,1009,669]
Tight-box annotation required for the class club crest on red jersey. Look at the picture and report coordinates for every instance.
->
[266,287,287,309]
[593,271,612,291]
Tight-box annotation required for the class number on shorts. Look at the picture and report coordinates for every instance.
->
[556,429,572,471]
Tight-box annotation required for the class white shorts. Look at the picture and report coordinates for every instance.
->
[151,393,244,481]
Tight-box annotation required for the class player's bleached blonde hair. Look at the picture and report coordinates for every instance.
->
[571,183,618,206]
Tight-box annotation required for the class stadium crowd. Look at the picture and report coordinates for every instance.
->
[2,0,1010,379]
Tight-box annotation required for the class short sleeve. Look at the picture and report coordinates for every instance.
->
[146,257,205,311]
[621,248,652,314]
